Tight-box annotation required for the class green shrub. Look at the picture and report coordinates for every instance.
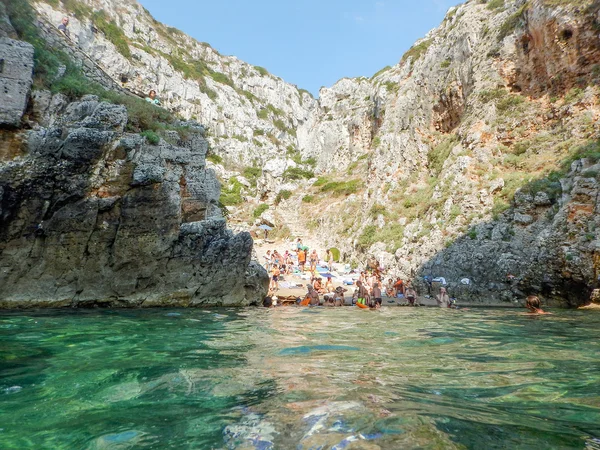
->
[371,65,392,79]
[92,10,131,59]
[428,135,458,175]
[242,166,261,186]
[401,39,432,65]
[283,167,314,180]
[496,95,525,114]
[467,228,477,239]
[479,88,506,103]
[273,119,287,132]
[320,180,362,196]
[303,157,317,167]
[564,87,584,104]
[440,59,451,68]
[302,195,315,203]
[498,3,529,41]
[241,90,258,103]
[101,91,176,132]
[253,129,265,136]
[370,204,387,217]
[253,203,269,218]
[486,0,505,10]
[209,71,234,87]
[561,140,600,170]
[219,177,245,206]
[62,0,93,18]
[358,225,377,250]
[254,66,269,76]
[492,198,510,219]
[329,247,341,261]
[140,130,160,145]
[521,176,562,202]
[275,190,292,205]
[206,153,223,164]
[313,177,329,187]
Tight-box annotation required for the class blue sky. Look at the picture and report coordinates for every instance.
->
[139,0,462,96]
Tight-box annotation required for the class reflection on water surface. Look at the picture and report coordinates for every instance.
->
[1,308,599,449]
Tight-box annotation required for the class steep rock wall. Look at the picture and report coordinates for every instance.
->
[0,94,268,307]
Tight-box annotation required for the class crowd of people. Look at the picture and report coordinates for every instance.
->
[262,239,455,310]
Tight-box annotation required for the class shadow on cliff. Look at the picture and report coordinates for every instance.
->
[410,141,600,308]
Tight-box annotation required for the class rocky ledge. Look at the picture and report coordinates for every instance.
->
[0,95,268,308]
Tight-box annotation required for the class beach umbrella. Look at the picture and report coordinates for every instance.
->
[258,224,273,230]
[321,273,335,278]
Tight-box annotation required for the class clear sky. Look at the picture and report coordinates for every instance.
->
[139,0,462,96]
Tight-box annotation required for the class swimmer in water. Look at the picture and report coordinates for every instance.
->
[525,295,551,314]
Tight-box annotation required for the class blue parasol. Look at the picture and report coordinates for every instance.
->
[258,224,273,230]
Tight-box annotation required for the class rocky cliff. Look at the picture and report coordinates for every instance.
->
[0,1,269,307]
[0,93,268,307]
[278,0,600,306]
[3,0,600,307]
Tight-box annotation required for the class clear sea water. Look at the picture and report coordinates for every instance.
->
[0,307,599,449]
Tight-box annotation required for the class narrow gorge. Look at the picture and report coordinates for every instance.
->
[1,0,600,307]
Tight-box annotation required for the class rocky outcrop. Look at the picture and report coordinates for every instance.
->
[0,94,269,308]
[416,159,600,306]
[0,38,34,127]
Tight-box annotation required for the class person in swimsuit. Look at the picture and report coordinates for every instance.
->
[326,249,334,271]
[309,250,318,273]
[405,283,417,306]
[525,295,551,314]
[298,249,306,272]
[436,287,450,308]
[307,286,320,306]
[334,286,347,306]
[270,265,280,291]
[356,280,370,306]
[372,282,382,308]
[325,277,334,293]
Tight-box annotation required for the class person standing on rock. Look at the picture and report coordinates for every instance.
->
[58,16,71,39]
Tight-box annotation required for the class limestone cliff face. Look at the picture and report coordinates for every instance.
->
[285,0,600,306]
[0,93,268,307]
[31,0,316,170]
[4,0,600,307]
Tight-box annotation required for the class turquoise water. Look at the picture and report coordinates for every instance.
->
[1,308,599,449]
